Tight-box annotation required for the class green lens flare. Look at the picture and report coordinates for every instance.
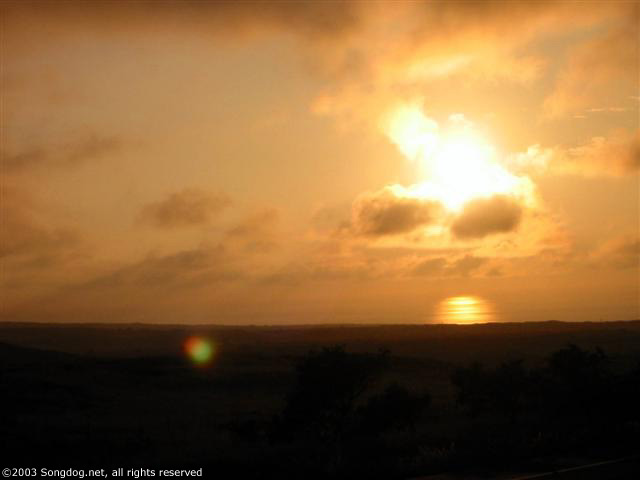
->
[184,336,214,364]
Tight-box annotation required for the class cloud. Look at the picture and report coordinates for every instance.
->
[6,1,624,107]
[138,189,230,229]
[310,203,352,234]
[225,208,279,253]
[0,186,86,300]
[0,242,246,323]
[451,195,523,239]
[4,134,122,172]
[4,0,633,142]
[412,254,487,277]
[412,257,448,276]
[226,208,278,237]
[382,103,439,162]
[351,186,442,237]
[46,209,281,297]
[83,245,237,290]
[449,254,488,276]
[2,1,365,43]
[2,206,288,320]
[543,15,639,117]
[3,203,281,312]
[260,259,373,285]
[511,129,640,177]
[0,186,80,262]
[560,130,640,177]
[1,1,636,324]
[507,144,555,174]
[310,1,627,130]
[591,235,640,270]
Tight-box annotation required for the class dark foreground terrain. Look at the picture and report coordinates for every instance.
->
[1,321,639,478]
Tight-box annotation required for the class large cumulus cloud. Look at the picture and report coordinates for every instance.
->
[352,186,442,237]
[451,195,523,239]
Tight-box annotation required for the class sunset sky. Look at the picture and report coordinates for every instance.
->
[1,1,638,324]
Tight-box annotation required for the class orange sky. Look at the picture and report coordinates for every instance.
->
[1,1,638,324]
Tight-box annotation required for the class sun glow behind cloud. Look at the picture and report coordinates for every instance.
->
[383,103,535,211]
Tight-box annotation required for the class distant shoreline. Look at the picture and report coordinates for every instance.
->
[0,319,639,328]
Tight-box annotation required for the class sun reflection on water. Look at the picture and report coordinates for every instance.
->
[436,296,495,324]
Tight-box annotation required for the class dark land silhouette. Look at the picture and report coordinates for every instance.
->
[1,321,639,478]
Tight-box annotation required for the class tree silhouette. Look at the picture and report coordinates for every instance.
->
[451,362,489,417]
[542,344,610,419]
[358,383,430,434]
[271,346,435,477]
[274,346,389,441]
